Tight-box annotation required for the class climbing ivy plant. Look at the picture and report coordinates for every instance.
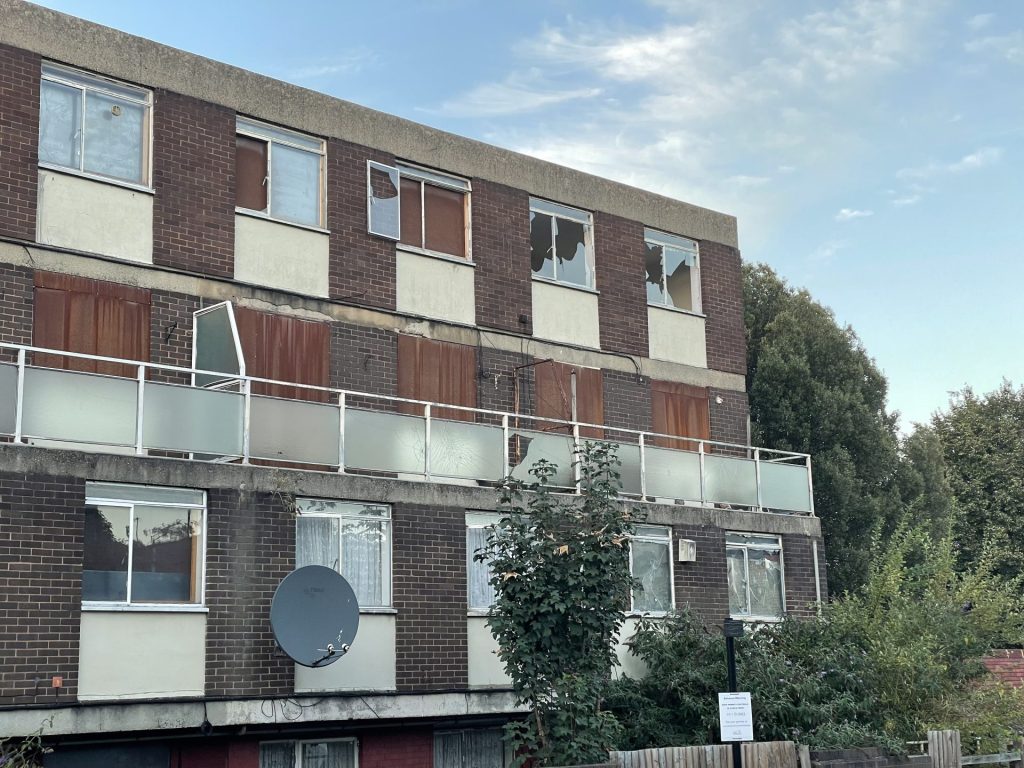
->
[478,442,638,767]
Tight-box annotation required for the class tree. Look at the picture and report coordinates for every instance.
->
[479,442,637,767]
[894,425,955,542]
[744,264,902,595]
[932,382,1024,581]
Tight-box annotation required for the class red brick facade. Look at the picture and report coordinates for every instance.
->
[150,289,200,384]
[361,728,433,768]
[0,44,40,242]
[985,649,1024,687]
[472,179,533,334]
[0,263,33,346]
[152,90,236,277]
[781,534,827,617]
[701,240,747,376]
[595,212,649,358]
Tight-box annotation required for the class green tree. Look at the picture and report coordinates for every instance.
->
[480,443,637,767]
[894,425,955,542]
[744,264,902,594]
[931,382,1024,581]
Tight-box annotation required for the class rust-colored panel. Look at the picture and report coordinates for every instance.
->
[423,183,465,258]
[233,306,329,402]
[535,361,604,438]
[31,286,69,370]
[399,177,422,248]
[651,380,710,451]
[397,335,476,421]
[95,295,149,377]
[235,135,267,212]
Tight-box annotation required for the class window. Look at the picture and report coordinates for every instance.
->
[236,117,325,228]
[296,499,392,609]
[726,533,785,620]
[630,525,673,614]
[39,62,152,186]
[467,512,501,612]
[435,729,507,768]
[366,161,471,259]
[83,483,205,607]
[530,198,594,289]
[260,739,357,768]
[645,229,701,313]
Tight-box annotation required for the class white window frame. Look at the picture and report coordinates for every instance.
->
[236,116,327,229]
[296,499,393,610]
[529,197,596,290]
[644,228,702,315]
[39,62,153,190]
[726,533,786,622]
[466,511,501,615]
[82,483,207,612]
[259,737,359,768]
[628,524,675,616]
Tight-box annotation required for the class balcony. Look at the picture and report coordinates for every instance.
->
[0,342,814,515]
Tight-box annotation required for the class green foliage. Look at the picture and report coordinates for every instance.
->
[931,382,1024,582]
[0,727,47,767]
[480,442,637,767]
[894,426,955,542]
[606,526,1024,753]
[743,264,902,595]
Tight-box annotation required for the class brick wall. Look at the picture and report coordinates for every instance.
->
[700,241,746,376]
[709,388,748,447]
[152,90,235,277]
[602,370,652,435]
[360,728,433,768]
[0,44,40,242]
[329,321,397,397]
[204,488,293,697]
[478,347,530,415]
[473,179,532,334]
[595,213,649,358]
[0,471,84,705]
[782,534,826,617]
[327,139,396,310]
[985,649,1024,687]
[0,263,33,346]
[672,523,730,626]
[392,502,468,691]
[150,289,200,384]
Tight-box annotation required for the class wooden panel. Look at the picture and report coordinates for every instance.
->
[235,135,267,211]
[535,360,604,438]
[31,286,69,370]
[232,306,329,402]
[397,335,476,421]
[651,380,710,451]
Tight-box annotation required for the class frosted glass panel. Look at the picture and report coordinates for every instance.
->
[760,461,812,512]
[143,382,242,456]
[644,446,701,500]
[250,396,340,465]
[345,408,425,474]
[0,363,15,434]
[511,430,574,487]
[704,454,758,507]
[584,440,641,494]
[430,419,504,480]
[22,367,136,445]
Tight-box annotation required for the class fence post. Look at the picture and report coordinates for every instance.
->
[928,730,962,768]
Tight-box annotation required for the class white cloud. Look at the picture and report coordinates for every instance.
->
[283,51,374,81]
[809,240,847,264]
[435,78,601,117]
[965,30,1024,63]
[897,146,1003,179]
[835,207,874,221]
[967,13,994,31]
[891,194,921,207]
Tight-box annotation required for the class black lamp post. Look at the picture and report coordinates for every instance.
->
[723,618,745,768]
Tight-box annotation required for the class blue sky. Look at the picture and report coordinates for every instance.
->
[32,0,1024,431]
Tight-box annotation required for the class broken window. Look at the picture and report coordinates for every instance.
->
[367,162,471,258]
[630,525,673,614]
[530,198,594,288]
[236,117,325,228]
[645,228,701,313]
[726,533,785,620]
[39,62,151,186]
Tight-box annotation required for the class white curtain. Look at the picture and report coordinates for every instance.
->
[342,517,387,607]
[259,742,294,768]
[465,729,505,768]
[726,547,748,616]
[467,527,497,610]
[296,516,339,570]
[747,548,784,618]
[302,741,356,768]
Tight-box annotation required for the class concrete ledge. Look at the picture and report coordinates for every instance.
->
[0,0,737,248]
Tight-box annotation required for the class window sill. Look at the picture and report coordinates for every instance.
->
[397,244,475,267]
[648,303,706,319]
[360,607,398,615]
[625,610,671,619]
[39,163,154,195]
[235,207,329,235]
[531,276,600,295]
[82,603,209,613]
[731,614,784,624]
[467,610,492,618]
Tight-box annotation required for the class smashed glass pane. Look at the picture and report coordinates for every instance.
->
[510,429,574,487]
[664,245,695,310]
[645,242,665,304]
[530,211,554,278]
[727,547,748,615]
[429,419,505,480]
[748,548,784,617]
[554,216,588,286]
[632,539,671,612]
[368,162,400,239]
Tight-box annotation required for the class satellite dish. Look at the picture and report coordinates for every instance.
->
[270,566,360,668]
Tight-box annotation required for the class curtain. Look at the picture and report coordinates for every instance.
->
[342,517,386,607]
[464,729,505,768]
[259,742,294,768]
[302,741,356,768]
[467,526,497,610]
[296,516,339,570]
[434,732,463,768]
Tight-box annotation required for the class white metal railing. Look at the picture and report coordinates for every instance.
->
[0,342,814,515]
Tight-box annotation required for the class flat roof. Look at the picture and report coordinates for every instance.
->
[2,0,739,248]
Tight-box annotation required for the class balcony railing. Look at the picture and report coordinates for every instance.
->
[0,343,814,515]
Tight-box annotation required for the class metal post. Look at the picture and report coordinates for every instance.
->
[501,414,510,478]
[337,391,346,474]
[241,378,252,464]
[424,403,432,481]
[135,365,146,455]
[812,540,822,615]
[753,448,762,511]
[806,455,816,516]
[13,348,26,443]
[571,370,581,493]
[639,432,647,499]
[724,618,744,768]
[698,440,707,506]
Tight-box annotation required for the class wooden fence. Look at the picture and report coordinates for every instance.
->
[607,741,797,768]
[927,730,1023,768]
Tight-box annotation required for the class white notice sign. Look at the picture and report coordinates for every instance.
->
[718,692,753,742]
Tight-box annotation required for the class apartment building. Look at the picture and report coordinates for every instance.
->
[0,2,826,766]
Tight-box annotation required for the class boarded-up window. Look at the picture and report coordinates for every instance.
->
[232,307,329,402]
[396,165,469,259]
[235,135,268,212]
[397,335,477,421]
[651,381,710,451]
[33,271,151,377]
[535,361,604,439]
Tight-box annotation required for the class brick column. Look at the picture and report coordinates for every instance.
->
[0,44,40,242]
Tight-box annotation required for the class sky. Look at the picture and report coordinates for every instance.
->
[30,0,1024,432]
